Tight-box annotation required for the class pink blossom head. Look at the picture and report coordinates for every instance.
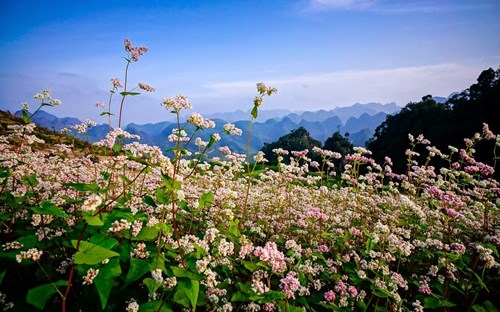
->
[445,208,459,219]
[324,290,336,302]
[123,38,148,62]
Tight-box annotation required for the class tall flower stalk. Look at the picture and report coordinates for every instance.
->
[242,83,277,221]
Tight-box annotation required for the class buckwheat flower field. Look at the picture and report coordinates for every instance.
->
[0,40,498,312]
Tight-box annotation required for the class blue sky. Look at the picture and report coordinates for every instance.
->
[1,0,499,125]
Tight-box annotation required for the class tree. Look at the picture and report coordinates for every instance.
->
[260,127,322,164]
[323,131,354,171]
[367,67,500,178]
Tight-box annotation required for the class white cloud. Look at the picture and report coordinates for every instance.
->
[1,62,493,123]
[193,63,487,113]
[308,0,375,11]
[304,0,496,13]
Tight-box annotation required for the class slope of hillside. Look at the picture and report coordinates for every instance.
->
[0,110,91,155]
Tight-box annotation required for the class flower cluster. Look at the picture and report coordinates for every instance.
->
[124,38,148,62]
[81,194,102,212]
[138,82,155,92]
[162,94,192,112]
[15,248,43,263]
[82,268,99,285]
[254,242,287,273]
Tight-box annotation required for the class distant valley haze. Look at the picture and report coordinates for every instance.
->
[13,101,402,155]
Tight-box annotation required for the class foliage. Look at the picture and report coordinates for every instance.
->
[323,131,354,172]
[260,127,322,164]
[0,40,499,312]
[368,67,500,179]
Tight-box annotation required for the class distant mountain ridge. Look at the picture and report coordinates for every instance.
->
[13,102,401,155]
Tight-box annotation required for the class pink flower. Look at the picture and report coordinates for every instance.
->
[291,149,309,158]
[427,186,443,198]
[418,281,432,295]
[279,272,300,299]
[482,123,495,140]
[335,280,347,295]
[317,245,329,253]
[348,285,358,297]
[124,38,148,62]
[445,208,459,219]
[111,78,123,88]
[253,242,286,273]
[450,243,466,254]
[349,226,363,237]
[138,83,155,92]
[324,290,336,302]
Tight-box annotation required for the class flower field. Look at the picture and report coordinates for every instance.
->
[0,40,499,312]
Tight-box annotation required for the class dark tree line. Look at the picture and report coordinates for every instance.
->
[260,126,354,167]
[367,67,500,178]
[259,67,499,178]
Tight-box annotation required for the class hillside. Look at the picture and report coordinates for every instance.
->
[0,110,92,156]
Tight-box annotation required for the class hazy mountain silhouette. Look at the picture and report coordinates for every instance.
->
[13,102,401,154]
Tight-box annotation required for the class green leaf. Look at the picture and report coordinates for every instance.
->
[31,200,69,218]
[139,301,173,312]
[22,109,32,124]
[162,176,181,190]
[473,301,500,312]
[144,277,162,295]
[174,279,199,309]
[229,220,240,238]
[26,280,67,309]
[0,165,12,178]
[64,182,99,192]
[133,226,159,241]
[99,111,114,116]
[125,258,151,286]
[156,188,170,205]
[287,306,305,312]
[100,171,111,180]
[241,260,259,272]
[365,237,375,252]
[113,142,122,153]
[423,296,456,309]
[120,91,141,96]
[90,233,118,250]
[251,105,258,119]
[481,301,499,312]
[178,201,190,213]
[0,270,6,284]
[94,258,122,309]
[241,260,267,272]
[231,291,249,302]
[170,266,201,281]
[198,192,214,209]
[173,287,190,308]
[23,173,38,186]
[83,212,104,226]
[372,287,391,298]
[72,240,119,265]
[260,291,287,303]
[236,281,253,294]
[143,195,157,208]
[120,174,131,184]
[17,235,39,249]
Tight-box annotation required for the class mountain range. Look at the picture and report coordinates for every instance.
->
[14,102,401,155]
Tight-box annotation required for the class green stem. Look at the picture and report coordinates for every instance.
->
[118,59,131,128]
